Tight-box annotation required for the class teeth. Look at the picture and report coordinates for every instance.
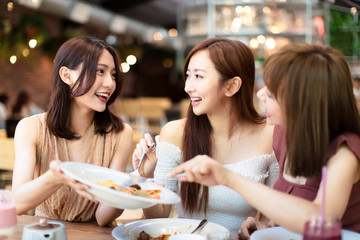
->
[191,97,201,102]
[96,93,109,98]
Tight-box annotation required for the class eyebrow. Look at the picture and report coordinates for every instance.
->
[187,68,207,73]
[97,63,115,70]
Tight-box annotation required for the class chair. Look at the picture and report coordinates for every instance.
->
[0,138,15,189]
[137,97,172,135]
[0,138,15,171]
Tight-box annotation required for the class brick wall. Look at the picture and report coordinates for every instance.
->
[0,49,53,110]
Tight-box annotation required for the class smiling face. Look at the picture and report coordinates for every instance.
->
[184,50,228,116]
[68,49,116,113]
[257,86,285,125]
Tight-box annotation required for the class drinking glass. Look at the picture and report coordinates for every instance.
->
[207,231,232,240]
[0,189,17,240]
[303,217,341,240]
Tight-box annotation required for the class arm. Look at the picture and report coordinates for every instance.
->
[169,145,359,234]
[11,117,65,214]
[12,117,101,215]
[142,119,185,219]
[95,123,133,226]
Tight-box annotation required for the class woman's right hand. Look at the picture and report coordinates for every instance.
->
[49,160,96,201]
[132,133,157,178]
[237,217,273,240]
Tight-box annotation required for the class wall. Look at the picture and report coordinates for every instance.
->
[0,49,53,111]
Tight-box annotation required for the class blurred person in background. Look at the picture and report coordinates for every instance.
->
[0,93,9,130]
[11,90,43,120]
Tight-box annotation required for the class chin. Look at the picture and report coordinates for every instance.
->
[266,119,277,126]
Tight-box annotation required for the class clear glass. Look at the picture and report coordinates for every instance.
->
[207,231,233,240]
[303,217,342,240]
[0,189,17,240]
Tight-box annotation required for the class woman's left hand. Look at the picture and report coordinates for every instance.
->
[49,160,96,202]
[167,155,230,186]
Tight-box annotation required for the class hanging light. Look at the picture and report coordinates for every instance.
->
[121,62,130,73]
[29,39,37,48]
[10,55,17,64]
[7,1,14,11]
[126,55,137,65]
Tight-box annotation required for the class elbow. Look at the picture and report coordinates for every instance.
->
[15,207,27,216]
[96,218,113,227]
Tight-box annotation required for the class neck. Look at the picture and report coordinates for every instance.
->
[208,109,244,140]
[70,105,94,137]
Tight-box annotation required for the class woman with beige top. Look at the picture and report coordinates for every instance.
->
[11,36,133,226]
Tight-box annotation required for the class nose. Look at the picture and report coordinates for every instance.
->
[184,79,193,94]
[104,73,115,89]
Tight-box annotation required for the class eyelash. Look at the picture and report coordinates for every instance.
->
[185,73,203,79]
[97,69,116,78]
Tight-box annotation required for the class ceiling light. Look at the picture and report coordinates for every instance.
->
[69,2,91,24]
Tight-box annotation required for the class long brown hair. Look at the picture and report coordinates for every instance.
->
[46,36,124,139]
[264,43,360,177]
[181,37,264,215]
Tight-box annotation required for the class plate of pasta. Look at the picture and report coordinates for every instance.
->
[60,162,181,209]
[112,218,229,240]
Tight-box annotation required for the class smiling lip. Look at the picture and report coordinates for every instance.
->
[190,97,201,106]
[95,92,110,103]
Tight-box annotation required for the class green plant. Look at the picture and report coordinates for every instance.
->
[330,9,360,58]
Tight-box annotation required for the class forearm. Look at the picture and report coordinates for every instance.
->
[95,203,124,226]
[13,170,63,215]
[226,171,319,234]
[143,204,171,219]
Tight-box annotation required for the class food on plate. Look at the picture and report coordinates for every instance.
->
[93,180,161,199]
[94,180,121,190]
[138,231,173,240]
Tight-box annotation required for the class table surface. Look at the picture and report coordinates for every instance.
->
[9,212,143,240]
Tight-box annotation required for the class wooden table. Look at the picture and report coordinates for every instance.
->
[9,211,144,240]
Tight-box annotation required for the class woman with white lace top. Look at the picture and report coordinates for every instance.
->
[132,37,279,236]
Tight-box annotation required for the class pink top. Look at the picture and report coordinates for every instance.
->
[272,125,360,232]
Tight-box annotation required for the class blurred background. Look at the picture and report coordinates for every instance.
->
[0,1,359,176]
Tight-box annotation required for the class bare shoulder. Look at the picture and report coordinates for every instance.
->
[14,116,38,143]
[121,122,133,137]
[251,122,274,152]
[159,118,186,147]
[115,122,133,143]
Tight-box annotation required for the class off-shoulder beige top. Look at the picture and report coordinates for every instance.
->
[32,113,119,222]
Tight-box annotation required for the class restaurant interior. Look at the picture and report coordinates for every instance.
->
[0,0,359,238]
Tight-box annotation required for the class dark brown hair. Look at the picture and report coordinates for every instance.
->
[264,43,360,177]
[46,36,124,139]
[181,37,264,215]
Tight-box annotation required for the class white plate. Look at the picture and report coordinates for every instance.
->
[112,218,229,240]
[250,226,360,240]
[60,162,181,209]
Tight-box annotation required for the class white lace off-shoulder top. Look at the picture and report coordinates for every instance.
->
[153,136,279,236]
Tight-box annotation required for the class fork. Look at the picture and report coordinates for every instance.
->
[132,142,155,176]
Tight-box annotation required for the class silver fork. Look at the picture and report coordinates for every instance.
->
[133,142,155,176]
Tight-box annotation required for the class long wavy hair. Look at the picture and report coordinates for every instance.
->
[46,36,124,139]
[181,37,264,215]
[263,43,360,177]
